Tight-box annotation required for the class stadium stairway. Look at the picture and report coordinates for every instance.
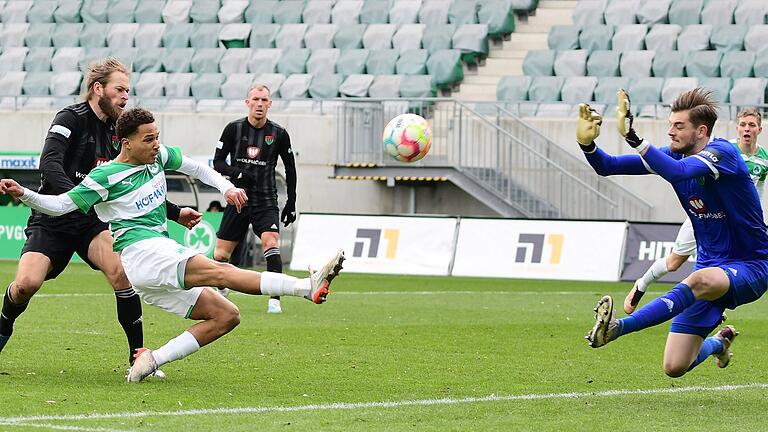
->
[454,0,577,101]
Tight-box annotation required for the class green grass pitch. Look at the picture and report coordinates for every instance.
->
[0,261,767,431]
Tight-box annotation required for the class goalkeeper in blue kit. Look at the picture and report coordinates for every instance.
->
[579,88,768,377]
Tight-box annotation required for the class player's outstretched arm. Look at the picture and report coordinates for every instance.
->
[577,103,650,176]
[0,179,78,216]
[176,156,248,212]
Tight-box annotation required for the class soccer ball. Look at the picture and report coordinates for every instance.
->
[382,113,432,163]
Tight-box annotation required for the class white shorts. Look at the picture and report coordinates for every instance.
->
[672,217,697,256]
[120,237,205,318]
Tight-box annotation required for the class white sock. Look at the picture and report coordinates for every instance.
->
[259,272,310,297]
[151,331,200,367]
[637,257,670,292]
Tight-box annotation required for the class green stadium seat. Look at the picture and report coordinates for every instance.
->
[393,24,424,53]
[422,24,455,53]
[25,23,54,47]
[628,77,663,104]
[190,0,220,23]
[522,50,555,76]
[700,77,731,103]
[677,24,711,51]
[754,52,768,77]
[277,48,310,74]
[730,78,766,106]
[365,49,398,75]
[133,47,165,72]
[279,73,312,98]
[52,47,84,72]
[338,73,373,96]
[305,24,338,49]
[79,23,109,47]
[81,0,108,23]
[220,48,250,74]
[162,47,194,73]
[2,1,32,22]
[360,0,391,24]
[162,0,192,24]
[448,0,478,25]
[528,76,564,102]
[612,25,648,52]
[604,0,638,25]
[248,48,282,74]
[735,1,768,26]
[553,50,587,77]
[710,25,745,52]
[720,51,755,78]
[218,23,250,48]
[363,24,396,50]
[419,0,450,25]
[135,0,165,23]
[685,50,722,78]
[308,73,342,98]
[303,0,332,24]
[135,23,165,48]
[452,23,489,62]
[572,0,606,27]
[220,72,254,98]
[108,0,138,23]
[389,0,420,25]
[744,25,768,53]
[368,74,401,97]
[107,24,139,48]
[620,50,655,78]
[586,50,620,76]
[426,49,463,87]
[331,0,363,24]
[669,0,703,26]
[0,47,27,72]
[0,71,25,95]
[22,71,53,95]
[1,23,29,47]
[578,25,613,51]
[561,76,597,103]
[400,74,435,97]
[109,47,137,69]
[548,26,580,50]
[164,72,194,97]
[27,0,57,23]
[245,1,276,24]
[24,47,54,72]
[478,0,515,37]
[217,0,247,24]
[191,73,225,98]
[162,23,194,48]
[496,76,531,102]
[336,48,369,76]
[191,24,222,48]
[272,0,304,24]
[661,77,698,104]
[396,49,428,75]
[645,24,681,51]
[249,24,280,48]
[135,72,166,97]
[190,48,224,73]
[78,47,110,71]
[333,24,367,50]
[700,0,736,26]
[636,0,671,25]
[253,73,286,95]
[51,71,82,96]
[510,0,539,13]
[307,48,340,75]
[594,76,630,103]
[53,1,83,23]
[276,24,308,49]
[652,50,685,77]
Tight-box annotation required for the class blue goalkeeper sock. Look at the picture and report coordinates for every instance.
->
[618,283,696,336]
[687,336,724,372]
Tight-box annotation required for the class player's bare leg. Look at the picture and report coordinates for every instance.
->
[213,238,239,297]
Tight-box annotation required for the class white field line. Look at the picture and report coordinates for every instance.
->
[1,383,767,424]
[32,290,664,298]
[0,421,130,432]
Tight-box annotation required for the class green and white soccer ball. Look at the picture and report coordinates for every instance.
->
[382,113,432,162]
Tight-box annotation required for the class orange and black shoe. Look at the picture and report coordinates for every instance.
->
[306,249,345,304]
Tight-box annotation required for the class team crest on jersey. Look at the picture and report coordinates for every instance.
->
[688,197,706,214]
[148,164,159,174]
[247,146,260,158]
[265,135,274,145]
[111,134,119,149]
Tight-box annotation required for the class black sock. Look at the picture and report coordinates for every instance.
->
[0,284,29,338]
[265,247,282,301]
[115,287,143,365]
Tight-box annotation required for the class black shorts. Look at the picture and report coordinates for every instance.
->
[217,205,280,241]
[21,218,108,280]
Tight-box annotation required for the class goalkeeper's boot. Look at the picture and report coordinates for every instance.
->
[623,280,646,314]
[586,295,619,348]
[306,249,345,304]
[127,348,158,383]
[713,325,739,369]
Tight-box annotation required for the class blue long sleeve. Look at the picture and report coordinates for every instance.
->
[583,146,652,176]
[642,145,713,183]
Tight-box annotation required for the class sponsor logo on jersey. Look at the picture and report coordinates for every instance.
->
[135,185,165,210]
[94,157,110,167]
[699,148,721,164]
[247,146,260,158]
[236,158,267,166]
[688,197,706,213]
[265,135,274,145]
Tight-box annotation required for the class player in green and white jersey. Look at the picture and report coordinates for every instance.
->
[624,107,768,314]
[0,108,345,383]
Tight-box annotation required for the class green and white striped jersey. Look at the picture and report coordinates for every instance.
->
[729,139,768,186]
[67,145,183,251]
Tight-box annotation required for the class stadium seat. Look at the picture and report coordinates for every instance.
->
[594,76,630,103]
[668,0,703,26]
[24,47,54,72]
[735,1,768,26]
[164,72,195,97]
[308,73,342,98]
[134,24,165,48]
[496,75,532,102]
[578,25,613,52]
[250,24,280,49]
[272,0,304,24]
[51,47,83,72]
[22,71,53,96]
[1,23,29,48]
[685,50,721,78]
[700,0,736,26]
[448,0,478,25]
[528,76,564,102]
[279,73,311,98]
[393,24,425,53]
[676,25,711,51]
[162,49,195,74]
[628,77,663,103]
[135,0,165,23]
[744,25,768,52]
[612,25,648,52]
[110,47,137,70]
[0,71,25,96]
[0,47,27,72]
[135,72,166,97]
[366,49,399,75]
[477,0,515,37]
[720,51,755,78]
[133,48,165,72]
[523,50,555,76]
[419,0,450,25]
[217,0,247,24]
[652,50,685,77]
[220,73,254,99]
[244,0,276,24]
[302,0,332,24]
[190,48,224,73]
[572,0,606,27]
[253,73,286,95]
[162,23,194,48]
[422,24,455,53]
[425,49,463,87]
[1,1,32,23]
[219,23,251,48]
[79,47,110,71]
[561,76,598,103]
[710,25,746,52]
[248,48,282,75]
[191,24,222,48]
[53,2,82,23]
[220,48,251,74]
[510,0,539,13]
[700,77,731,103]
[307,48,340,76]
[277,48,310,74]
[50,71,82,96]
[81,0,109,23]
[730,78,767,105]
[389,0,421,25]
[452,24,489,61]
[548,26,580,50]
[331,0,363,25]
[620,50,655,78]
[339,73,373,96]
[336,49,369,76]
[80,23,109,47]
[396,49,428,75]
[636,0,671,25]
[661,77,698,104]
[276,24,308,49]
[190,0,220,23]
[107,24,139,49]
[604,0,638,25]
[553,50,587,77]
[334,24,367,50]
[368,74,401,97]
[363,24,396,50]
[109,0,138,23]
[25,23,54,47]
[645,24,681,51]
[162,0,192,24]
[360,0,391,24]
[400,74,435,97]
[305,24,338,49]
[754,53,768,78]
[27,1,57,23]
[190,73,225,98]
[586,50,620,77]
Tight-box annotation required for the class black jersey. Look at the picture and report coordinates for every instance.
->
[213,118,297,207]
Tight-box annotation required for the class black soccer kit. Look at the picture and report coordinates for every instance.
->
[213,117,297,240]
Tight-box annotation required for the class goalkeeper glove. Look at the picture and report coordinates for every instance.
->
[576,103,602,152]
[617,89,646,150]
